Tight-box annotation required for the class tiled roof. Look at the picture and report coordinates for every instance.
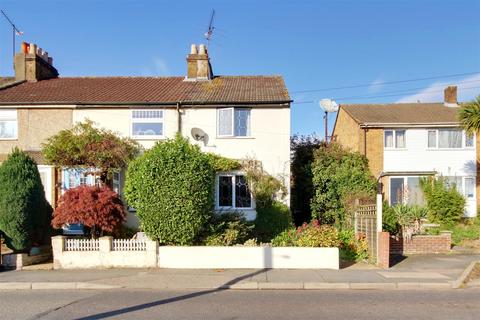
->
[0,76,291,105]
[341,103,461,126]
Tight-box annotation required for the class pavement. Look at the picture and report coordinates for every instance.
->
[0,254,478,290]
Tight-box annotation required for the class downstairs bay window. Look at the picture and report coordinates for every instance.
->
[389,176,424,206]
[217,174,252,209]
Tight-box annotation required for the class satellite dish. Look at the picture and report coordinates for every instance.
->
[319,99,339,113]
[191,127,207,142]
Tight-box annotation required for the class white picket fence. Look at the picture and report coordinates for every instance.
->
[64,238,99,251]
[112,239,147,251]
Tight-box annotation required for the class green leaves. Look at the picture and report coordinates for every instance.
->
[42,120,142,181]
[310,143,376,225]
[0,149,52,252]
[458,96,480,136]
[124,135,215,245]
[421,177,466,224]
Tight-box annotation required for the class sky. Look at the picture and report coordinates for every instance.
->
[1,0,479,137]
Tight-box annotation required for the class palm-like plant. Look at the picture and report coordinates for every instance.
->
[458,95,480,135]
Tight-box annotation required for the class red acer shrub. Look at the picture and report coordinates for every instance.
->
[52,185,126,237]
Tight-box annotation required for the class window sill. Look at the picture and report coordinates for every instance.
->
[131,136,165,141]
[384,148,408,151]
[216,136,255,140]
[0,137,18,141]
[426,148,475,151]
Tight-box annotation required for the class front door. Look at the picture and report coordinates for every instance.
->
[37,165,53,205]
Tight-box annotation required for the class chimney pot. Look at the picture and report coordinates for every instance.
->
[28,43,37,55]
[190,44,198,54]
[199,44,207,55]
[444,86,457,106]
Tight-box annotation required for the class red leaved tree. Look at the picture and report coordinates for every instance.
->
[52,185,126,238]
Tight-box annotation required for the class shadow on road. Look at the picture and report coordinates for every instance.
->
[73,268,269,320]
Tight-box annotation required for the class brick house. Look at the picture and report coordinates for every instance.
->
[0,42,292,228]
[332,86,477,217]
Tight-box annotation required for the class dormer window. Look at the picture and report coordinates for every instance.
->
[384,130,405,149]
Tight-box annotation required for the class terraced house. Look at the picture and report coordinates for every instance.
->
[0,42,291,226]
[332,86,477,217]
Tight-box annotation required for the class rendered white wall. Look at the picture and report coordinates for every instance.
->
[383,128,476,216]
[158,246,339,269]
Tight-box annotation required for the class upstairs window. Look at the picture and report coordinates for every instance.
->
[0,109,17,139]
[131,109,164,139]
[384,130,405,149]
[217,108,251,137]
[217,174,252,209]
[427,129,474,149]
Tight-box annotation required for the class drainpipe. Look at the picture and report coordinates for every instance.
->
[363,128,367,156]
[176,102,182,134]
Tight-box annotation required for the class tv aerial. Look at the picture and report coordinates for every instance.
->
[204,9,215,47]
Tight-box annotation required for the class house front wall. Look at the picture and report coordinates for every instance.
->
[0,107,73,156]
[73,106,291,222]
[383,127,476,217]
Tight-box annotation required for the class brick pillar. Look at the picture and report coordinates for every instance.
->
[146,239,159,267]
[377,232,390,269]
[440,231,452,251]
[51,236,65,270]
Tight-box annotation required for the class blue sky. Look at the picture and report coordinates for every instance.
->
[1,0,479,136]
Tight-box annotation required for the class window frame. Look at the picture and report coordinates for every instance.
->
[427,128,474,149]
[130,109,165,140]
[0,109,18,140]
[217,107,251,138]
[215,173,253,210]
[388,176,425,206]
[384,129,406,149]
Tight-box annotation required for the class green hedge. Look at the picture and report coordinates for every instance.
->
[253,201,292,242]
[421,177,466,224]
[124,135,215,245]
[0,149,52,252]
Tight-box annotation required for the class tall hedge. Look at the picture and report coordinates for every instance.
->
[311,143,376,225]
[421,177,466,224]
[124,135,215,245]
[0,149,52,252]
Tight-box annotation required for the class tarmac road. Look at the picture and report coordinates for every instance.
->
[1,288,479,320]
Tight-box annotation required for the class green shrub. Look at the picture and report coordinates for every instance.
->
[244,160,286,208]
[421,177,466,224]
[199,212,253,246]
[382,203,400,235]
[253,201,293,242]
[124,135,215,245]
[0,149,52,252]
[271,219,340,247]
[338,229,369,262]
[310,143,376,225]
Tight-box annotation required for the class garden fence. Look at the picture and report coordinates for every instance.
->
[64,238,99,251]
[354,204,377,260]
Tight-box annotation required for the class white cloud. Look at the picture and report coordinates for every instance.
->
[140,58,170,76]
[368,77,384,93]
[396,73,480,103]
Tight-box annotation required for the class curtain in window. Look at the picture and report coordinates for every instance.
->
[438,129,462,148]
[465,177,474,198]
[234,109,251,136]
[218,108,233,136]
[384,131,393,148]
[406,177,424,205]
[390,178,404,205]
[395,130,406,148]
[428,131,437,148]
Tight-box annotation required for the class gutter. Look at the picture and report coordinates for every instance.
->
[0,100,293,107]
[360,122,460,128]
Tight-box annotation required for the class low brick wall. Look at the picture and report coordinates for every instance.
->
[390,231,452,255]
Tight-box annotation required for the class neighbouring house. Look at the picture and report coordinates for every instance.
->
[0,42,291,228]
[332,86,476,217]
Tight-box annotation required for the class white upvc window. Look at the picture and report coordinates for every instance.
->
[427,129,474,149]
[384,129,406,149]
[217,108,251,137]
[131,109,164,139]
[445,176,475,199]
[0,109,18,140]
[389,176,424,206]
[112,171,121,194]
[216,173,253,209]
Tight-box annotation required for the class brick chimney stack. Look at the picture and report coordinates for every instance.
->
[185,44,213,81]
[444,86,458,107]
[14,42,58,82]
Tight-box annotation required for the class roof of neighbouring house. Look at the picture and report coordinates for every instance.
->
[341,103,461,126]
[0,76,291,105]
